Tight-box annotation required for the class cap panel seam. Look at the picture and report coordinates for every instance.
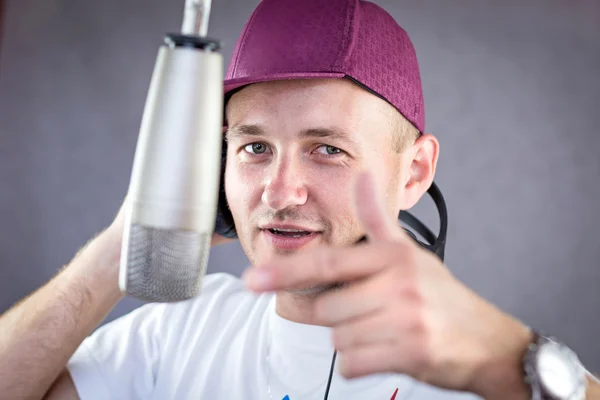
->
[230,1,269,77]
[332,0,357,70]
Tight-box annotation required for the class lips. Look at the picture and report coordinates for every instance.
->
[260,225,321,250]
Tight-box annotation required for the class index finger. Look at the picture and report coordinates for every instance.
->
[242,241,407,292]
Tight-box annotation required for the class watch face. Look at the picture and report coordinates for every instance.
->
[537,342,580,398]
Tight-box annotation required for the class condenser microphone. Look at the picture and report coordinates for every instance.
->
[119,0,223,302]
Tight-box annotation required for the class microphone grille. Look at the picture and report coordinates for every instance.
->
[124,223,211,302]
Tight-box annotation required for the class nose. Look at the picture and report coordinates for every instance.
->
[261,157,308,211]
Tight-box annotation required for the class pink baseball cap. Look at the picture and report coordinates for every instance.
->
[223,0,425,133]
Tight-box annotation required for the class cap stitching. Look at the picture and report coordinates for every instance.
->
[332,0,355,70]
[230,1,268,78]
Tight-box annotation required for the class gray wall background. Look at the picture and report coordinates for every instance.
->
[1,0,599,373]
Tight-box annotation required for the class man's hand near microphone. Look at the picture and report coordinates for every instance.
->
[0,200,233,400]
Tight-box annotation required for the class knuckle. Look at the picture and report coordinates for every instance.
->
[405,283,425,306]
[389,268,422,305]
[410,308,429,338]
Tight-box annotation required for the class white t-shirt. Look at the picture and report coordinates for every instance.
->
[67,273,481,400]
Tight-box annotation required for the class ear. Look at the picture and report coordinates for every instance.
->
[399,133,439,209]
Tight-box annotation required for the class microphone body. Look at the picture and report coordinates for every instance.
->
[119,35,223,303]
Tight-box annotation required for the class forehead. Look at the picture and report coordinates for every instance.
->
[225,78,393,136]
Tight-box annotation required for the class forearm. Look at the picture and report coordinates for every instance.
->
[0,231,124,400]
[0,217,233,400]
[468,305,600,400]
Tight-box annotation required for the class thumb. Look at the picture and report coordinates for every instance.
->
[354,170,406,242]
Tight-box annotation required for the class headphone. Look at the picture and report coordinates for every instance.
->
[214,140,448,263]
[400,181,447,262]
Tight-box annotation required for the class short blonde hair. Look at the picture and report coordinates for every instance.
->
[387,107,420,153]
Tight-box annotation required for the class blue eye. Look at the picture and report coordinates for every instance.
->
[318,145,342,155]
[244,143,268,154]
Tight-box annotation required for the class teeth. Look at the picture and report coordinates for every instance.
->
[268,228,312,238]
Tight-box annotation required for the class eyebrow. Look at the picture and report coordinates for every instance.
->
[225,124,266,140]
[225,124,359,147]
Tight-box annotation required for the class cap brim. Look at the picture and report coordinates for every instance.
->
[224,71,346,97]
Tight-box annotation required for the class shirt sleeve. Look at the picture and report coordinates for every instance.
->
[67,301,167,400]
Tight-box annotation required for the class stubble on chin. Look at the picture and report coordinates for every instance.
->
[284,281,347,298]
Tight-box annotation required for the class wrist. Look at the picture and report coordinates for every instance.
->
[66,229,125,305]
[467,311,533,400]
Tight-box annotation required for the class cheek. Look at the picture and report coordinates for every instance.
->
[313,170,351,202]
[317,183,353,219]
[224,160,263,215]
[309,168,358,231]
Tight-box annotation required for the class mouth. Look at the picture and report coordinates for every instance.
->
[260,227,321,250]
[266,228,313,238]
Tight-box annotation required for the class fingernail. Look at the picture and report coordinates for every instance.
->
[243,268,273,290]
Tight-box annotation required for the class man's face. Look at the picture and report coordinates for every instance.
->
[224,78,411,292]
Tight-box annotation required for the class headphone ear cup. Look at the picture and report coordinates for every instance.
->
[403,228,426,249]
[214,140,238,238]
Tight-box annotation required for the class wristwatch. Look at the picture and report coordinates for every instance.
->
[523,331,588,400]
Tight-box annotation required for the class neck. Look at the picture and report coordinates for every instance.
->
[275,283,345,325]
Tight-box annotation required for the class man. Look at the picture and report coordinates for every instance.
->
[0,0,598,399]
